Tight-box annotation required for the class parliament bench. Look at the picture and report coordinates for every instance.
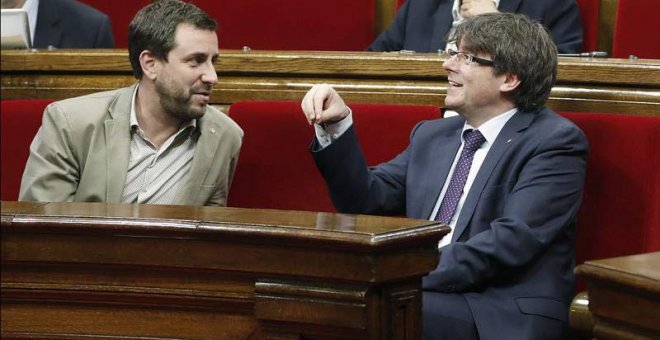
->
[2,99,659,270]
[225,101,660,262]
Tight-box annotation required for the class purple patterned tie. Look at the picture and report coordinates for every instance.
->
[435,129,486,224]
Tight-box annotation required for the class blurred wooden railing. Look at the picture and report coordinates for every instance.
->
[1,49,658,116]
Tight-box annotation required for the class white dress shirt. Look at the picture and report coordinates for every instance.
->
[431,108,516,247]
[21,0,38,45]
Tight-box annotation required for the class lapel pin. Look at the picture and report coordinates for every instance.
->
[506,139,512,144]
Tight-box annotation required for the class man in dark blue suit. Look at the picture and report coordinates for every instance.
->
[302,13,588,339]
[34,0,114,48]
[3,0,115,48]
[369,0,583,53]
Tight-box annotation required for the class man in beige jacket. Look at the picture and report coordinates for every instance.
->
[19,0,243,206]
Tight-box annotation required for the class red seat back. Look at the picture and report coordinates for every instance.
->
[1,100,53,201]
[195,0,375,51]
[576,0,600,52]
[612,0,660,58]
[226,101,440,211]
[561,112,660,266]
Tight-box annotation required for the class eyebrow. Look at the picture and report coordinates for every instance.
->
[182,52,219,62]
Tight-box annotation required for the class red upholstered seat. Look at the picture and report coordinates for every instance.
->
[612,0,660,59]
[561,112,660,267]
[1,100,53,201]
[194,0,375,51]
[576,0,600,52]
[226,101,441,212]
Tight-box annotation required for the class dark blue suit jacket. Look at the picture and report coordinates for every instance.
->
[312,108,588,339]
[368,0,583,53]
[33,0,114,49]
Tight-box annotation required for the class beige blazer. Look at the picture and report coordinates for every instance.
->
[19,84,243,206]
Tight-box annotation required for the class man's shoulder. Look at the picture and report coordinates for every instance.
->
[48,0,110,20]
[529,107,583,133]
[46,87,132,123]
[523,107,588,146]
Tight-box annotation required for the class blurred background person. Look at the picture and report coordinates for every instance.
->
[369,0,583,54]
[1,0,114,48]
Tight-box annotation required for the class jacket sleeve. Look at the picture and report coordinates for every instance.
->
[367,0,411,51]
[19,103,81,202]
[543,0,584,53]
[312,124,424,216]
[94,15,115,48]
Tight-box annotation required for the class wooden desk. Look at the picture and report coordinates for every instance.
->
[1,49,659,116]
[574,252,660,339]
[1,201,448,339]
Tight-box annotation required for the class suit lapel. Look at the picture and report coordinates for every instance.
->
[33,1,62,48]
[178,115,222,205]
[419,122,463,219]
[430,0,455,51]
[104,85,135,203]
[451,111,534,242]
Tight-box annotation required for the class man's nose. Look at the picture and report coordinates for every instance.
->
[442,56,457,72]
[201,61,218,84]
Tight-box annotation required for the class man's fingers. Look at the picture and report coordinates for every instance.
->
[313,84,330,123]
[301,86,316,124]
[301,84,346,125]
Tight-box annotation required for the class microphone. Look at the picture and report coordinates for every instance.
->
[558,51,608,58]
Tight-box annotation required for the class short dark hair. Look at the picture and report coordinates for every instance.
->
[449,13,558,112]
[128,0,217,79]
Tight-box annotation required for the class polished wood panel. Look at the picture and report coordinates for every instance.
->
[572,252,660,339]
[2,49,658,116]
[1,201,449,339]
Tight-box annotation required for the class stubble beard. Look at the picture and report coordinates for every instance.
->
[156,79,208,121]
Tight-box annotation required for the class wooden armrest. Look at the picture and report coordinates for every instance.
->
[569,291,595,336]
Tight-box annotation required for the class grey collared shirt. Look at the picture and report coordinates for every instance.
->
[121,86,198,205]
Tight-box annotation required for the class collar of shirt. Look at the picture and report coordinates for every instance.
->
[129,84,197,136]
[461,107,517,147]
[22,0,38,45]
[452,0,501,26]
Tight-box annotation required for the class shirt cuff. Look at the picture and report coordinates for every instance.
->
[314,107,353,149]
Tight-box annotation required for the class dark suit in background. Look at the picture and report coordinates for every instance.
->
[33,0,114,48]
[369,0,583,53]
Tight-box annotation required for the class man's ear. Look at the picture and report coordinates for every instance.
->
[139,50,159,80]
[499,72,521,94]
